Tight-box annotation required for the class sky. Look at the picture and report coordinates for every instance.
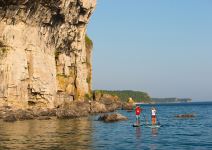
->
[87,0,212,101]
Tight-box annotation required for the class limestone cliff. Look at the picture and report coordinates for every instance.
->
[0,0,96,108]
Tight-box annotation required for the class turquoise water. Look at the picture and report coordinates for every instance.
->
[0,102,212,150]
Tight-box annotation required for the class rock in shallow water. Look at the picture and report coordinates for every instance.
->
[37,116,51,120]
[15,110,35,120]
[3,114,17,122]
[98,113,128,122]
[175,114,195,118]
[1,107,56,122]
[56,101,90,119]
[2,110,35,122]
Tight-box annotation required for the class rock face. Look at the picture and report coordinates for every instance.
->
[0,0,96,109]
[93,92,122,112]
[90,101,107,113]
[122,102,134,110]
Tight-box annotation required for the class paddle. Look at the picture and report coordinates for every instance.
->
[142,114,149,125]
[156,115,161,125]
[155,107,161,125]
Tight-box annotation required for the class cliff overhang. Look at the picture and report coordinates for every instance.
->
[0,0,96,109]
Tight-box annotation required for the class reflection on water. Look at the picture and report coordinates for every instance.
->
[151,128,158,137]
[135,127,141,138]
[1,102,212,150]
[135,127,142,150]
[134,126,159,150]
[0,118,92,150]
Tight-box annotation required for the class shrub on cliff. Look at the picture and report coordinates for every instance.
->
[85,34,93,50]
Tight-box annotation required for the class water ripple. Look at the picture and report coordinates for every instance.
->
[0,102,212,149]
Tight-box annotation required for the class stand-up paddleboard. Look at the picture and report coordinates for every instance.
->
[132,123,151,127]
[132,123,146,127]
[132,123,141,127]
[146,124,161,128]
[132,123,161,128]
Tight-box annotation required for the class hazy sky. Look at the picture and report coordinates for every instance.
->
[87,0,212,101]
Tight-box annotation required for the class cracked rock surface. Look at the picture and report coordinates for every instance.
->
[0,0,96,109]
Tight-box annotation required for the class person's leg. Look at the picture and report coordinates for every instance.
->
[138,115,140,124]
[153,117,156,125]
[152,116,156,125]
[136,115,140,124]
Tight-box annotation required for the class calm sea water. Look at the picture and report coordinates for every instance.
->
[0,102,212,150]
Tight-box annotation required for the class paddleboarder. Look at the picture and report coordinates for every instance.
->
[151,107,157,125]
[135,105,142,124]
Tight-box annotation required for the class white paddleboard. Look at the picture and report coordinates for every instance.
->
[147,125,161,128]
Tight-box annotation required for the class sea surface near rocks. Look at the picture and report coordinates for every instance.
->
[0,102,212,150]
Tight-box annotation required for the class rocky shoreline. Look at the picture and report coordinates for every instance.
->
[0,93,133,122]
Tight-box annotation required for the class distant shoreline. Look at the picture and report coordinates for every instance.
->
[135,101,212,105]
[134,101,192,105]
[151,98,192,103]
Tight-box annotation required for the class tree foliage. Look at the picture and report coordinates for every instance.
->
[94,90,152,102]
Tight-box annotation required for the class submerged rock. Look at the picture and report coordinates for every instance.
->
[175,114,195,118]
[98,113,128,122]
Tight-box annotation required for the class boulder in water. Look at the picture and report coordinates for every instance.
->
[15,109,35,120]
[98,113,128,122]
[56,101,90,119]
[122,102,134,110]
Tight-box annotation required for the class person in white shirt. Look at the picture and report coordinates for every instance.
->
[151,107,157,125]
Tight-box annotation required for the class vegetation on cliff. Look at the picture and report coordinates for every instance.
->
[94,90,152,103]
[85,34,93,50]
[85,34,93,94]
